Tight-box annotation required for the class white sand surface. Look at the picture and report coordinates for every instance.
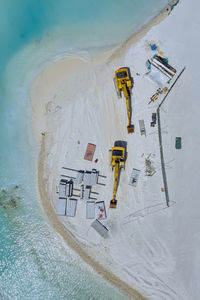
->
[31,0,200,299]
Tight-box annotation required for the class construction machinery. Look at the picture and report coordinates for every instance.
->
[114,67,134,133]
[110,141,127,208]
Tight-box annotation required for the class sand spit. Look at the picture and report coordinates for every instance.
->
[38,136,146,300]
[34,1,182,299]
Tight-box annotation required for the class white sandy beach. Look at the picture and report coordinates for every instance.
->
[31,0,200,299]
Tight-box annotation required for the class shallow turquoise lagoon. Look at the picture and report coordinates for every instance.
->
[0,0,170,299]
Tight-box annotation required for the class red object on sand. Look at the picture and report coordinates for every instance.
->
[84,143,96,161]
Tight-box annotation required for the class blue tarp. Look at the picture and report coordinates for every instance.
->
[151,44,157,50]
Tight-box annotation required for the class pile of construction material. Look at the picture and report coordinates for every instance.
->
[129,168,141,187]
[56,167,107,220]
[151,113,157,127]
[145,54,176,87]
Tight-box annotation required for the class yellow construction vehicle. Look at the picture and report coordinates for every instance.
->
[110,141,127,208]
[114,67,134,133]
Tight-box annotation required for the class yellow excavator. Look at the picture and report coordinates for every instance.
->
[114,67,134,133]
[110,141,127,208]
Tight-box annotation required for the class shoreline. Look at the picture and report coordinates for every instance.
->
[35,1,179,299]
[107,0,177,63]
[38,136,147,300]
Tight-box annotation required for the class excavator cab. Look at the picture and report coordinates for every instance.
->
[110,141,127,208]
[114,67,134,133]
[115,68,133,90]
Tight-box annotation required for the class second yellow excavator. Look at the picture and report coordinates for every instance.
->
[110,141,127,208]
[114,67,134,133]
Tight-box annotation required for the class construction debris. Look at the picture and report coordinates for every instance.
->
[139,120,146,136]
[96,201,106,219]
[151,55,176,79]
[145,55,176,87]
[129,168,141,187]
[145,155,156,176]
[162,87,168,94]
[146,59,151,70]
[151,113,157,127]
[148,92,159,104]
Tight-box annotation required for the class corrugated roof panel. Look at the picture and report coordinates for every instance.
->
[91,172,98,185]
[83,172,91,185]
[66,199,77,217]
[59,183,66,198]
[57,198,66,216]
[66,182,73,197]
[86,201,95,219]
[91,219,108,237]
[83,186,91,200]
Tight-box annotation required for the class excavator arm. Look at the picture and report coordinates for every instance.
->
[110,162,120,208]
[121,84,133,132]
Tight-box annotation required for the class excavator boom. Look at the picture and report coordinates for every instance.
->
[114,68,134,133]
[110,141,127,208]
[121,84,134,133]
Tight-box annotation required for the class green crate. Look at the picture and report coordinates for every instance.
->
[175,137,182,149]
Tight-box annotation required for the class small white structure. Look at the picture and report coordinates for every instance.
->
[86,201,95,219]
[95,201,106,220]
[75,170,84,184]
[139,120,146,136]
[57,198,66,216]
[83,185,91,200]
[91,219,108,237]
[129,168,141,187]
[59,183,66,199]
[83,171,92,185]
[66,180,73,197]
[66,199,77,217]
[83,170,98,186]
[91,170,98,185]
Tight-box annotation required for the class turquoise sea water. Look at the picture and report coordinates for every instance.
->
[0,0,170,299]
